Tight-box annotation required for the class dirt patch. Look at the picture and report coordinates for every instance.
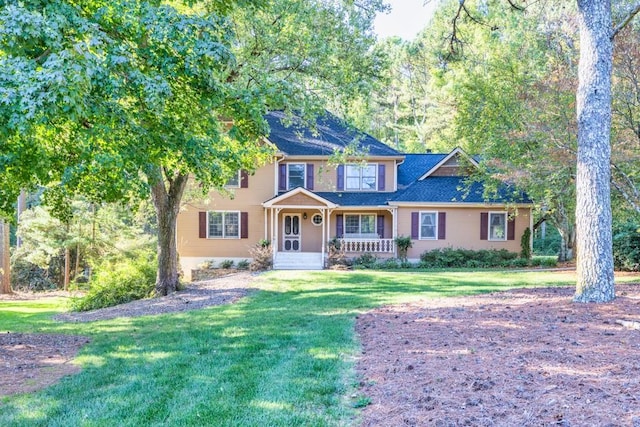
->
[356,284,640,426]
[0,333,89,397]
[0,273,258,398]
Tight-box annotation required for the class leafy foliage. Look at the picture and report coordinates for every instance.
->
[0,0,387,294]
[249,241,272,272]
[419,248,518,268]
[520,227,532,260]
[394,235,413,261]
[613,222,640,271]
[71,249,157,311]
[353,253,378,269]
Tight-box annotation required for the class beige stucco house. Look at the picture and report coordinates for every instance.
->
[177,111,533,279]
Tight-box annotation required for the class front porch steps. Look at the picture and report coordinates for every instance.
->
[273,252,324,270]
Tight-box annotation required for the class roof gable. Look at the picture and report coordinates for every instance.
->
[418,147,479,180]
[265,111,401,157]
[262,187,337,208]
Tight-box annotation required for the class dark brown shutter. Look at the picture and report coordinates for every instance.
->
[278,164,286,191]
[480,212,489,240]
[337,165,344,191]
[378,164,385,191]
[240,170,249,188]
[507,216,516,240]
[438,212,446,240]
[377,215,385,238]
[240,212,248,239]
[411,212,419,239]
[199,212,207,238]
[336,214,344,237]
[306,164,314,190]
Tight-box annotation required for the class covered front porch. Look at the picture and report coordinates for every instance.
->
[262,188,398,269]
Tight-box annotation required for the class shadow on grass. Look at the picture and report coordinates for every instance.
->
[0,270,581,426]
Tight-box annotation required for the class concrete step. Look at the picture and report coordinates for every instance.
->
[274,252,324,270]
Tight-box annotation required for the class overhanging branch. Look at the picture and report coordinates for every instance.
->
[612,3,640,40]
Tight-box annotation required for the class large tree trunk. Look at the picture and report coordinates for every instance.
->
[574,0,615,302]
[0,221,12,294]
[149,167,189,296]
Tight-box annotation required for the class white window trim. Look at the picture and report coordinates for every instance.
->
[311,213,323,226]
[224,170,241,188]
[419,211,438,240]
[488,212,507,241]
[287,163,306,190]
[344,213,377,237]
[345,163,378,191]
[207,211,241,239]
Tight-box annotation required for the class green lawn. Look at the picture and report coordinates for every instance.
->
[1,270,637,426]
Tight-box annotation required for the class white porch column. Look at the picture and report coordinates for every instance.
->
[321,208,326,267]
[264,209,268,241]
[390,207,398,257]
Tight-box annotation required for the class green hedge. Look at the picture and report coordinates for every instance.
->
[419,248,518,268]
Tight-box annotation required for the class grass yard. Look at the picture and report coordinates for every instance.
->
[0,270,637,426]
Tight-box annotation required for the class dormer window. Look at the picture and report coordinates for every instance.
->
[346,164,377,191]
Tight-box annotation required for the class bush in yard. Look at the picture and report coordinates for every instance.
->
[11,259,57,291]
[377,257,400,269]
[219,259,234,269]
[71,250,157,311]
[419,248,518,268]
[530,256,558,267]
[520,227,531,259]
[327,238,352,269]
[236,259,250,270]
[353,253,377,269]
[510,258,530,268]
[249,241,272,271]
[394,236,412,261]
[613,222,640,271]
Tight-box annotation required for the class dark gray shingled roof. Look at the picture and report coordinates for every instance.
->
[393,177,532,204]
[313,192,397,206]
[397,154,446,187]
[265,111,401,157]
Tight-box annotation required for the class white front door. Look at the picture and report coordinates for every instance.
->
[283,214,301,251]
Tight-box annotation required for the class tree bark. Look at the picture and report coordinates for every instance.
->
[149,167,189,296]
[0,221,11,294]
[574,0,615,302]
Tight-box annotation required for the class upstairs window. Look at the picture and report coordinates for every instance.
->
[287,164,306,190]
[225,171,240,188]
[346,164,377,191]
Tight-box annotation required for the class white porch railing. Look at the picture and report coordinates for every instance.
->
[339,238,395,253]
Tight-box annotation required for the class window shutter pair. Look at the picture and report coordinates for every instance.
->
[480,212,515,240]
[199,212,248,239]
[410,212,446,240]
[278,164,314,191]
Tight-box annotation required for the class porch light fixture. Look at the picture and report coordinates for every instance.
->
[303,212,308,220]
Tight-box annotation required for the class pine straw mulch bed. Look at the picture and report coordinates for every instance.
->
[0,272,258,398]
[356,284,640,427]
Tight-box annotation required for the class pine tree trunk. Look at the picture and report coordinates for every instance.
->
[149,167,189,296]
[0,221,11,294]
[574,0,615,302]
